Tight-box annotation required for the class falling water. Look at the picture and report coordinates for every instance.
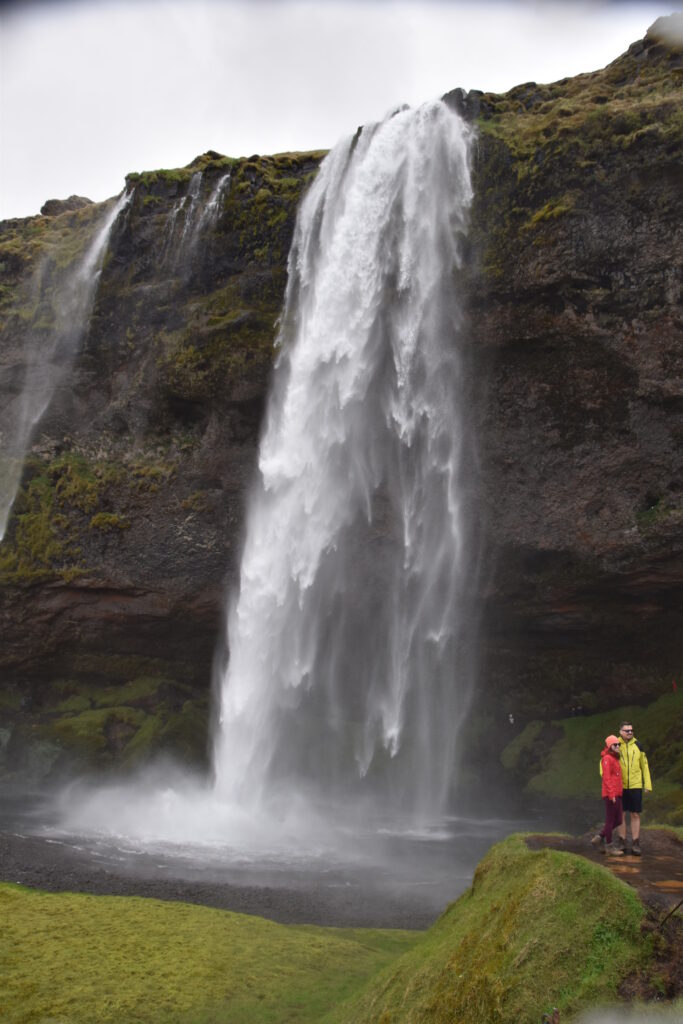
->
[195,172,231,236]
[213,100,475,822]
[162,170,231,268]
[177,171,204,251]
[0,190,131,540]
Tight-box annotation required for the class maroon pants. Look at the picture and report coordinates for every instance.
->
[601,796,623,843]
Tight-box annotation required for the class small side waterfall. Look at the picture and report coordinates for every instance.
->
[193,172,231,241]
[161,170,231,269]
[0,190,131,540]
[213,100,475,822]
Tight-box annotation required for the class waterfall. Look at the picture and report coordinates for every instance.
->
[161,170,232,269]
[0,189,131,541]
[177,171,204,251]
[193,172,231,240]
[213,100,475,822]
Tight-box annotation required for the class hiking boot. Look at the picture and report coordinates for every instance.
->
[631,838,642,856]
[590,833,604,848]
[612,835,626,852]
[604,842,624,856]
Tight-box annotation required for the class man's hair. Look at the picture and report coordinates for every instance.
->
[619,720,633,730]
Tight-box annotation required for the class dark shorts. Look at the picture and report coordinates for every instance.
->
[622,788,643,813]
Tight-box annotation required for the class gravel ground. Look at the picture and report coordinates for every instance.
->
[0,826,462,930]
[0,790,581,930]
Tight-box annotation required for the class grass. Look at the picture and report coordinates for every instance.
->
[500,693,683,824]
[2,835,671,1024]
[0,884,417,1024]
[327,835,650,1024]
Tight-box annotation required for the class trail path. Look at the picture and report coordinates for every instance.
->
[526,828,683,911]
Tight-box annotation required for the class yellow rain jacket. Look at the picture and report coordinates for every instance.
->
[619,735,652,792]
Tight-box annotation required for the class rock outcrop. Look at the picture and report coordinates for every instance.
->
[40,196,93,217]
[468,17,682,717]
[0,20,680,776]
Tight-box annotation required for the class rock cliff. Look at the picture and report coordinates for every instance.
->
[0,20,680,778]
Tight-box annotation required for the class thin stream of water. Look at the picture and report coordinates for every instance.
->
[0,190,131,539]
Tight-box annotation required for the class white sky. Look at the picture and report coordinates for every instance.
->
[0,0,679,219]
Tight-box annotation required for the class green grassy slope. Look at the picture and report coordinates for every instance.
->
[326,837,653,1024]
[501,693,683,824]
[6,836,678,1024]
[0,884,417,1024]
[5,831,683,1024]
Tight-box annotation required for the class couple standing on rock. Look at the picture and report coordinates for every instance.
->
[593,719,652,856]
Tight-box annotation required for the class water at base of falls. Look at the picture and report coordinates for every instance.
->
[54,100,479,860]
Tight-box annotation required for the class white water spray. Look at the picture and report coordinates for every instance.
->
[58,101,478,850]
[0,190,131,540]
[213,100,475,821]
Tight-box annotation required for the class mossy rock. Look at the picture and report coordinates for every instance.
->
[334,835,650,1024]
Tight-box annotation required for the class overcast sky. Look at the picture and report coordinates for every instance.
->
[0,0,679,219]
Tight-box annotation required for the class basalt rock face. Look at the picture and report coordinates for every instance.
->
[466,18,682,720]
[0,150,324,775]
[0,23,681,777]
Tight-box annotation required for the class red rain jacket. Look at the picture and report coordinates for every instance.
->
[601,747,623,799]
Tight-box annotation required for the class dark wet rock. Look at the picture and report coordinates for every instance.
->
[465,20,682,717]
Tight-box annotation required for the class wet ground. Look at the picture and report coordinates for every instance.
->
[0,788,541,929]
[526,829,683,911]
[4,787,677,930]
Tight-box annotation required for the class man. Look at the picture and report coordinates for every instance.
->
[614,719,652,855]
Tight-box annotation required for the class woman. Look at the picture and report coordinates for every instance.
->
[591,735,625,856]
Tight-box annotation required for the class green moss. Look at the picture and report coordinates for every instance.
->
[500,693,683,821]
[180,490,212,513]
[0,688,23,712]
[0,884,416,1024]
[89,512,131,531]
[126,168,194,188]
[55,695,92,713]
[129,460,176,483]
[524,194,576,229]
[45,706,147,759]
[0,451,139,583]
[501,720,544,771]
[647,823,683,840]
[71,652,189,682]
[156,300,277,400]
[0,469,79,583]
[118,699,209,767]
[88,676,174,709]
[119,713,167,765]
[25,675,209,768]
[330,836,649,1024]
[636,497,682,531]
